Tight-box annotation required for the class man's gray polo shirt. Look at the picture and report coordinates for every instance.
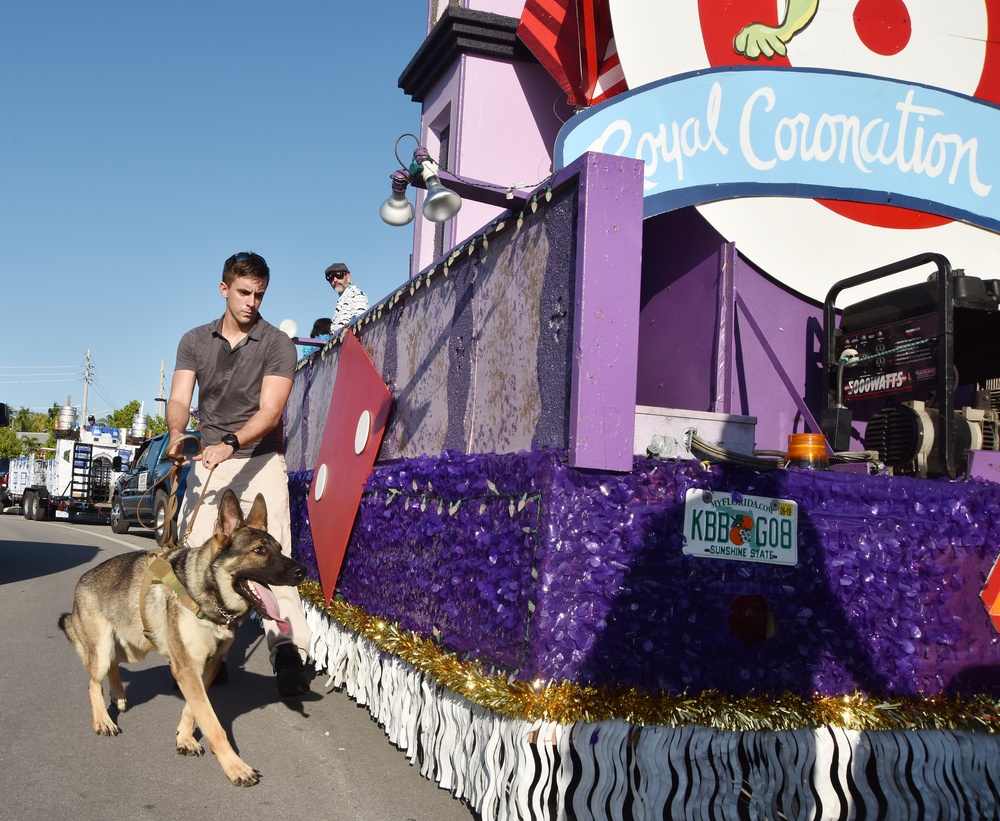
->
[174,314,296,457]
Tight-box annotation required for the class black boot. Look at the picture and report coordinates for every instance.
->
[273,644,309,698]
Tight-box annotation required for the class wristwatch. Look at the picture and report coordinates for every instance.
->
[221,433,241,453]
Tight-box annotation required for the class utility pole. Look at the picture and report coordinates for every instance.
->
[81,349,91,425]
[154,359,166,418]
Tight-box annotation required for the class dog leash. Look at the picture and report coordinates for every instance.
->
[173,463,215,548]
[152,433,214,549]
[133,433,206,545]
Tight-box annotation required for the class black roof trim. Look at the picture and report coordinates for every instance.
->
[399,6,534,102]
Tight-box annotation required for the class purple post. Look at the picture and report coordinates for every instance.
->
[567,152,645,472]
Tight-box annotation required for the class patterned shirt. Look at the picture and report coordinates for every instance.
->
[331,283,370,331]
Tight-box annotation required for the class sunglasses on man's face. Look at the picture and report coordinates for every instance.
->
[326,272,348,282]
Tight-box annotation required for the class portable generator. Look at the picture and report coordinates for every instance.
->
[822,253,1000,478]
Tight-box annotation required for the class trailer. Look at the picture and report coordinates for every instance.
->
[9,424,137,522]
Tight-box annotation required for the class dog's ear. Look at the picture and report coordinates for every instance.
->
[215,489,245,540]
[245,493,268,531]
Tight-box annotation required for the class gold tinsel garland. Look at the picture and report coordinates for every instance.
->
[300,581,1000,734]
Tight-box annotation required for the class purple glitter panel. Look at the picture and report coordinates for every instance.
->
[289,453,1000,699]
[291,451,550,670]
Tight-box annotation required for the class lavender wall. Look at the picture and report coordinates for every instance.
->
[637,208,828,452]
[726,256,827,450]
[412,4,573,276]
[637,208,727,415]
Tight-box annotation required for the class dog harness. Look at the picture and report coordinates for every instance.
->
[138,552,213,640]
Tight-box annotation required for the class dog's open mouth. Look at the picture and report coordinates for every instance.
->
[237,579,292,635]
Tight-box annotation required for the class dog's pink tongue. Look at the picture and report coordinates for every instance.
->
[248,581,291,635]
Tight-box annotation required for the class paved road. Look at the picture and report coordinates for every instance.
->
[0,511,479,821]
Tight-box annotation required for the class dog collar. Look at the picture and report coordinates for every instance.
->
[213,601,240,626]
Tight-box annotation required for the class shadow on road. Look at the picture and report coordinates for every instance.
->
[110,618,322,744]
[0,539,100,585]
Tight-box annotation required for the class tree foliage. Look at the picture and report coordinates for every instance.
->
[11,406,51,433]
[0,427,31,458]
[4,399,166,447]
[106,400,142,430]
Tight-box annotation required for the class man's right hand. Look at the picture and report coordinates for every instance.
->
[166,436,191,466]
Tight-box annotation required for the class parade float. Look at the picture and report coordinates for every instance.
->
[285,2,1000,818]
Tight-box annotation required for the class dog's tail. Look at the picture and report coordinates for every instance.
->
[58,612,74,640]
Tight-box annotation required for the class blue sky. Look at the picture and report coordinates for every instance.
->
[1,1,427,418]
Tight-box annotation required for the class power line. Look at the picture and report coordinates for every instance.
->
[2,353,161,412]
[0,365,80,370]
[0,363,83,384]
[89,382,118,410]
[0,377,82,383]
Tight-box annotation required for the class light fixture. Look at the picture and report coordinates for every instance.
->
[378,134,539,227]
[379,169,415,226]
[380,133,463,227]
[413,149,462,223]
[420,161,463,222]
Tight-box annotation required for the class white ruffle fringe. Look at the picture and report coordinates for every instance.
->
[305,604,1000,820]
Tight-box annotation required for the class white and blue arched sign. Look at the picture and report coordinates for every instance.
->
[555,66,1000,233]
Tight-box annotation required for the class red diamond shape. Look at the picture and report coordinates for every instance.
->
[981,553,1000,632]
[307,331,392,605]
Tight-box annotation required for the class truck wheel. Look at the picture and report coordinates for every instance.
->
[154,492,173,547]
[23,492,35,520]
[34,495,48,521]
[110,496,130,534]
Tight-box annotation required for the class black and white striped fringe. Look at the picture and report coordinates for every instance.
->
[304,604,1000,820]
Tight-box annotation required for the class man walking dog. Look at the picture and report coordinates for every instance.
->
[166,251,311,697]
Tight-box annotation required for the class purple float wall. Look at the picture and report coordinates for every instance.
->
[286,153,644,475]
[288,452,1000,699]
[283,149,1000,701]
[286,182,574,473]
[637,207,828,453]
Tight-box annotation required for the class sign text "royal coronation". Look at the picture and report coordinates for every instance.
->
[555,67,1000,231]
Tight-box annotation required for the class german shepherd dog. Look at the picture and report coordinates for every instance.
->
[59,489,306,787]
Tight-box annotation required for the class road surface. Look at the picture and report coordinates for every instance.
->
[0,510,479,820]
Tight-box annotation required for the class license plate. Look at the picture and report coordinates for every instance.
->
[683,488,798,565]
[56,510,69,519]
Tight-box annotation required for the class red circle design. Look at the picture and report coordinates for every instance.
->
[853,0,912,56]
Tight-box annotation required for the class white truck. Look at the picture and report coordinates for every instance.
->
[9,424,139,521]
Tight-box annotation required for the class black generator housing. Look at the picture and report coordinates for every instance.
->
[823,253,1000,478]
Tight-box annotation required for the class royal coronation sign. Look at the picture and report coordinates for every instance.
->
[555,66,1000,233]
